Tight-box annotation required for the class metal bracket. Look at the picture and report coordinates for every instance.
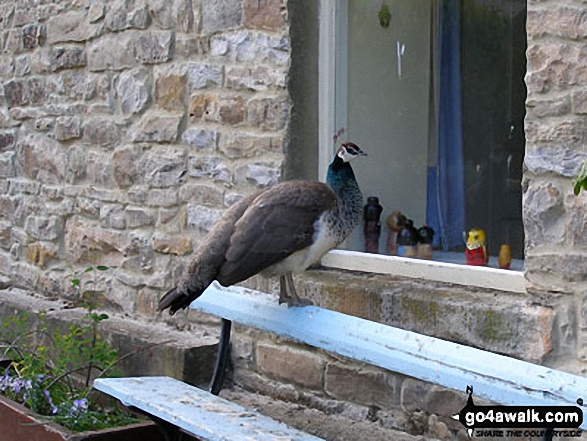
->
[209,318,232,396]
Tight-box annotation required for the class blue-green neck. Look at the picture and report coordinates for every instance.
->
[326,156,356,191]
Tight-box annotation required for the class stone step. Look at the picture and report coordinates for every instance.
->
[0,288,219,386]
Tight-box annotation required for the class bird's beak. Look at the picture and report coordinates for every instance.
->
[359,151,368,157]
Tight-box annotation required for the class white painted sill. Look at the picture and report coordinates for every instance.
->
[320,249,526,294]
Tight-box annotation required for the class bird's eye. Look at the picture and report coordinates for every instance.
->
[474,234,479,240]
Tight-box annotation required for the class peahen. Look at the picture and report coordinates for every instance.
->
[158,142,367,314]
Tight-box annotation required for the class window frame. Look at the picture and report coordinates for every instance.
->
[317,0,525,293]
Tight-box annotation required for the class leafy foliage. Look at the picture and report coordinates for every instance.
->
[573,161,587,196]
[0,266,141,432]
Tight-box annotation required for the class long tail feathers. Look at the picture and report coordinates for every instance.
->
[158,287,202,315]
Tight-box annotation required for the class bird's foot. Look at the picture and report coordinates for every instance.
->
[283,296,314,308]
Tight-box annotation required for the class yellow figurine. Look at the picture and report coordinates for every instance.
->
[465,228,488,266]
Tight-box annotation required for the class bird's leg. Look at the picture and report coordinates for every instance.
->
[284,274,313,307]
[278,275,292,305]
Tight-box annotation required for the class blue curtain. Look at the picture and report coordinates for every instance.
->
[426,0,466,250]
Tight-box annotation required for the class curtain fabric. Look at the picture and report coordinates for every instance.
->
[426,0,466,250]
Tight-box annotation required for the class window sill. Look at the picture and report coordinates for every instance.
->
[320,249,526,294]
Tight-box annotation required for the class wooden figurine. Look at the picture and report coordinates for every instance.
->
[363,197,383,253]
[465,228,488,266]
[386,211,405,255]
[417,224,435,259]
[498,244,511,269]
[398,219,418,257]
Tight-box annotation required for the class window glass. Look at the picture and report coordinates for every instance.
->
[338,0,526,266]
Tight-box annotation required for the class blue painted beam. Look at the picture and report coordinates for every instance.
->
[94,376,323,441]
[192,283,587,429]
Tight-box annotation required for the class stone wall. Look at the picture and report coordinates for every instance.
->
[0,0,291,314]
[524,1,587,372]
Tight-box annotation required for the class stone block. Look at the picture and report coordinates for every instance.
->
[565,192,587,248]
[22,24,41,51]
[179,183,223,206]
[246,97,289,131]
[82,118,121,148]
[125,207,156,228]
[100,204,127,229]
[527,94,570,119]
[66,144,87,184]
[176,36,210,58]
[152,235,192,255]
[24,215,63,241]
[88,33,134,71]
[64,219,130,264]
[522,182,565,249]
[111,145,140,188]
[0,152,15,179]
[225,65,286,91]
[117,68,151,116]
[219,96,245,125]
[256,343,324,390]
[400,378,466,417]
[201,0,242,33]
[220,133,282,158]
[188,93,217,119]
[188,155,234,186]
[525,118,587,147]
[134,31,174,64]
[105,0,149,31]
[527,7,587,40]
[14,55,31,76]
[131,111,182,143]
[4,79,28,108]
[187,204,223,233]
[0,222,11,250]
[16,134,67,184]
[50,46,86,71]
[325,362,396,409]
[148,0,194,32]
[47,10,103,44]
[10,261,40,289]
[24,241,58,269]
[55,116,82,141]
[155,68,187,111]
[187,62,224,90]
[27,78,46,106]
[243,0,286,31]
[147,189,179,207]
[182,128,218,151]
[0,130,16,151]
[88,150,114,187]
[524,147,587,178]
[571,89,587,115]
[138,146,187,188]
[242,161,281,188]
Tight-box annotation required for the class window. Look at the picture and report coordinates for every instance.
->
[317,0,526,271]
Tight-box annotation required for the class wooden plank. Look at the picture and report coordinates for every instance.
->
[94,376,323,441]
[192,283,587,429]
[321,249,526,294]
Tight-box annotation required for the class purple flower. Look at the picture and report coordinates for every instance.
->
[43,390,58,414]
[70,397,88,414]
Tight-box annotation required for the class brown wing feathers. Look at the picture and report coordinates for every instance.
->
[218,181,336,286]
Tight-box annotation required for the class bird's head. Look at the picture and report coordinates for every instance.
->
[337,142,367,163]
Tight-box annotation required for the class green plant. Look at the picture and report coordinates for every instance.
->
[0,266,140,432]
[573,160,587,195]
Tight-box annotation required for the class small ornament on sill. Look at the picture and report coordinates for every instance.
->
[465,228,488,266]
[386,211,406,255]
[397,219,418,257]
[417,224,435,260]
[363,196,383,253]
[498,244,511,269]
[378,4,391,28]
